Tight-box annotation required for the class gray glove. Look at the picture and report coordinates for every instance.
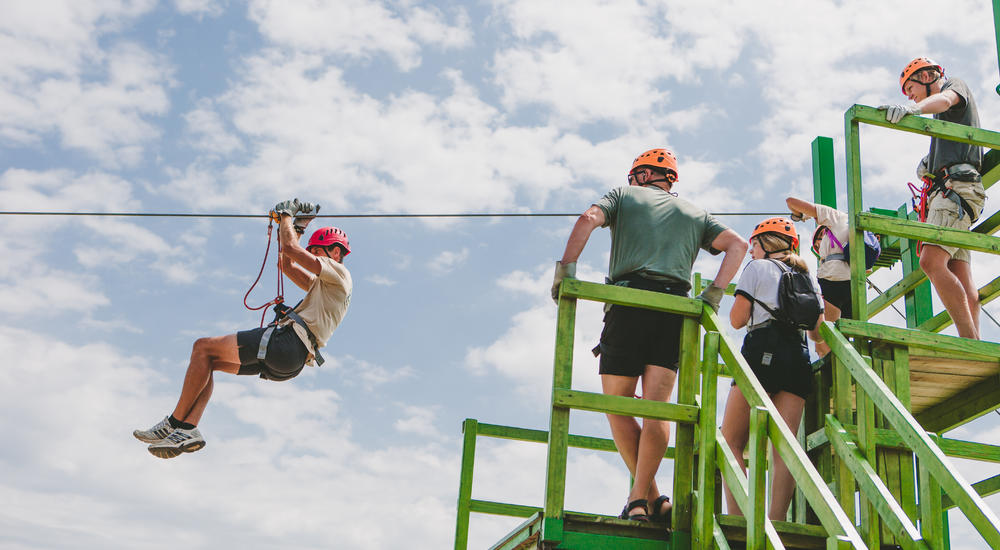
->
[551,261,576,304]
[272,199,300,218]
[789,211,805,222]
[293,202,320,234]
[878,104,921,124]
[916,155,930,180]
[696,285,724,313]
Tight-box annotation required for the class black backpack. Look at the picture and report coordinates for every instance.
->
[749,259,824,331]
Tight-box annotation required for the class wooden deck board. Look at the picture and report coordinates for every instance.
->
[907,354,1000,416]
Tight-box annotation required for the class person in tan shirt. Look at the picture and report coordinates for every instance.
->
[133,199,353,458]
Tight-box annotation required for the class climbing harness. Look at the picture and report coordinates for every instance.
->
[242,212,326,366]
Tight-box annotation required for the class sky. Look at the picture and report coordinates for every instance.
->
[3,0,1000,548]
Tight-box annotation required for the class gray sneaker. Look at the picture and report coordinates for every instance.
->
[147,427,206,459]
[133,416,173,444]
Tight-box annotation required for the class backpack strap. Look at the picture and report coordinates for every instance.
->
[746,259,787,324]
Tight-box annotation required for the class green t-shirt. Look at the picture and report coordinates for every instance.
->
[594,185,728,290]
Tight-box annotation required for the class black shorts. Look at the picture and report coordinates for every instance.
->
[737,324,813,399]
[597,277,688,377]
[818,278,851,319]
[236,325,309,382]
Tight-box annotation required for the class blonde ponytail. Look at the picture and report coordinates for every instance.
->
[756,233,810,273]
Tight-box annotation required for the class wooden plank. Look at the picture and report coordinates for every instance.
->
[559,278,702,316]
[837,318,1000,359]
[915,375,1000,433]
[551,389,700,423]
[695,333,720,548]
[892,347,919,532]
[748,407,768,550]
[943,474,1000,510]
[456,419,479,550]
[673,316,700,535]
[848,103,1000,148]
[857,212,1000,255]
[542,295,576,539]
[908,355,1000,376]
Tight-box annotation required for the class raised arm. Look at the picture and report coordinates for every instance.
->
[786,197,818,220]
[551,205,605,303]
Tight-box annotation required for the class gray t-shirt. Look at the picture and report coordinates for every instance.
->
[594,185,728,289]
[735,259,822,327]
[929,78,981,172]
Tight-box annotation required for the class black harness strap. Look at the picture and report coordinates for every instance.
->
[257,301,326,366]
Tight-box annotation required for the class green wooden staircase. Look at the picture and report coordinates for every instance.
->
[454,104,1000,549]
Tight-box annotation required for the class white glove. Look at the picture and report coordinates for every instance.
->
[551,261,576,304]
[696,285,724,313]
[916,155,930,179]
[293,202,320,234]
[878,104,921,124]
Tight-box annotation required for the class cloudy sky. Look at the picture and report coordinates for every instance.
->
[3,0,1000,548]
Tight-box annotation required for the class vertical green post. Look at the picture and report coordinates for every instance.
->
[833,355,856,523]
[454,419,478,550]
[844,112,867,321]
[920,460,944,547]
[856,356,879,548]
[747,406,769,550]
[897,204,934,327]
[695,332,720,548]
[672,316,700,547]
[812,136,838,208]
[542,294,576,544]
[993,0,1000,95]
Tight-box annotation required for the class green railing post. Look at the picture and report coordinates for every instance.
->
[672,315,700,546]
[844,113,866,321]
[695,332,720,548]
[747,406,769,550]
[455,419,478,550]
[812,136,838,209]
[541,290,576,544]
[993,0,1000,95]
[897,205,934,328]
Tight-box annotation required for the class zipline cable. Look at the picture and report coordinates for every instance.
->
[0,210,787,219]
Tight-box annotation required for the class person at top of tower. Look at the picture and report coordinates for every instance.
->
[133,199,353,458]
[551,148,747,523]
[878,57,985,339]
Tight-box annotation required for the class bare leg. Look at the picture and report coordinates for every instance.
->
[949,258,980,337]
[768,391,806,521]
[171,334,241,425]
[920,245,978,339]
[602,374,659,511]
[720,385,751,515]
[628,365,677,504]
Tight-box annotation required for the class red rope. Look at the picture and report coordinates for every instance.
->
[243,219,285,327]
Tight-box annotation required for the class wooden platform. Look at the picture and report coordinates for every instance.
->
[488,512,829,549]
[908,353,1000,416]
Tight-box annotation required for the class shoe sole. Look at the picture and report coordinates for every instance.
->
[148,440,206,459]
[133,431,169,444]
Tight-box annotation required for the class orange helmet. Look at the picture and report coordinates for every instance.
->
[899,57,943,95]
[750,217,799,251]
[630,148,678,183]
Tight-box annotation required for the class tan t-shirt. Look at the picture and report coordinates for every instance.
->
[284,258,352,365]
[814,204,850,282]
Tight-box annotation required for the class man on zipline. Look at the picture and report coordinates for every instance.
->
[879,57,984,339]
[134,199,353,458]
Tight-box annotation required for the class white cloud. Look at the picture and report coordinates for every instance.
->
[183,100,243,156]
[247,0,471,71]
[394,404,443,439]
[465,263,606,400]
[0,3,171,167]
[366,274,397,286]
[427,247,469,274]
[174,0,226,18]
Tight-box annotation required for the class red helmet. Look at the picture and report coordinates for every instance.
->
[899,57,943,95]
[308,226,350,256]
[749,217,799,252]
[630,148,678,183]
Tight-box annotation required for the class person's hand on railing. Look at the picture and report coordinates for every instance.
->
[551,261,576,304]
[696,284,724,313]
[877,103,922,124]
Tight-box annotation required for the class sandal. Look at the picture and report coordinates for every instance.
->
[650,495,672,524]
[618,498,649,522]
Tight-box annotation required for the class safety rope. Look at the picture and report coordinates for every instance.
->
[242,218,284,327]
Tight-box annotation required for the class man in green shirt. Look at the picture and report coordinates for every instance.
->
[551,148,746,522]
